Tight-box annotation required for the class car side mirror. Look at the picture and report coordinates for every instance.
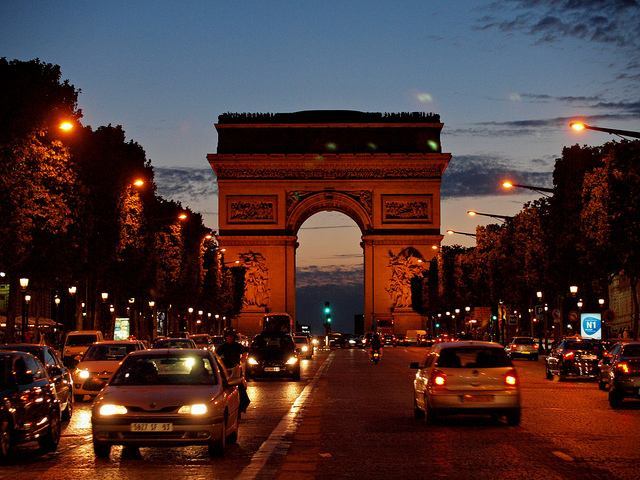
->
[409,362,420,369]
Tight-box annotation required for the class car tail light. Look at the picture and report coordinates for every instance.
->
[505,369,518,386]
[430,369,447,387]
[617,362,630,375]
[510,345,517,350]
[563,352,575,360]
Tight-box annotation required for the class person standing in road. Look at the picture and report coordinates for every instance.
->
[216,329,250,413]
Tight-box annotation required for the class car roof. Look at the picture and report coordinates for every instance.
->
[155,337,193,341]
[1,343,47,349]
[128,348,208,357]
[67,331,101,335]
[433,341,504,350]
[92,340,140,345]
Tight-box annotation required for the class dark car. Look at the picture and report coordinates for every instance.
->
[383,334,397,347]
[0,344,73,420]
[599,341,640,408]
[246,333,300,380]
[152,338,197,349]
[0,351,61,460]
[545,338,603,380]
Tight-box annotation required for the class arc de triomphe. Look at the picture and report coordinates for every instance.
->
[207,111,450,335]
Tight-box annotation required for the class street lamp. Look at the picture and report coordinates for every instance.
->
[577,300,583,309]
[598,298,605,306]
[178,212,188,221]
[465,306,471,313]
[58,120,74,132]
[536,291,543,300]
[101,292,109,301]
[501,180,553,196]
[569,121,640,139]
[68,286,77,295]
[19,277,29,289]
[569,285,578,295]
[466,210,512,222]
[446,229,477,238]
[133,178,145,188]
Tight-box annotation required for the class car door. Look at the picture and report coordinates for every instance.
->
[15,354,50,428]
[213,354,240,422]
[415,351,437,403]
[44,347,70,408]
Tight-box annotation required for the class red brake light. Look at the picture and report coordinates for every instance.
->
[617,362,630,374]
[509,345,517,350]
[430,369,447,387]
[505,368,518,386]
[563,352,575,360]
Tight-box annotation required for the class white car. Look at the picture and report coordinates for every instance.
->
[62,330,104,366]
[74,340,144,401]
[91,349,241,458]
[411,341,521,425]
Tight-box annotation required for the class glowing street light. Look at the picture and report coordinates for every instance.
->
[569,120,640,139]
[133,178,145,188]
[68,285,77,295]
[569,285,579,295]
[58,120,74,132]
[446,229,476,238]
[598,298,606,306]
[536,291,543,300]
[501,180,552,196]
[101,292,109,301]
[19,277,29,289]
[466,210,512,222]
[148,300,155,308]
[178,212,188,221]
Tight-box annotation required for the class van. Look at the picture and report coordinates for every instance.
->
[62,330,104,367]
[405,329,427,345]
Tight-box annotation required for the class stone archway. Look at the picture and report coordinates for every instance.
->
[208,110,450,335]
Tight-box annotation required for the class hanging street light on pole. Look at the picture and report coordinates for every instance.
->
[569,121,640,139]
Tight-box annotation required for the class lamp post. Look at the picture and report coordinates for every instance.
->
[19,278,29,342]
[569,121,640,139]
[501,180,553,197]
[466,210,513,222]
[446,229,477,238]
[148,300,157,341]
[214,314,220,334]
[188,307,194,333]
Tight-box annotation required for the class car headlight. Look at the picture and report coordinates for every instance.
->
[349,339,356,344]
[312,339,319,345]
[77,369,90,380]
[178,403,208,415]
[301,346,308,352]
[99,404,128,416]
[286,356,298,365]
[247,357,259,366]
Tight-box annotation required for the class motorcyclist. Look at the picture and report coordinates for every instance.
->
[216,328,250,413]
[370,332,382,356]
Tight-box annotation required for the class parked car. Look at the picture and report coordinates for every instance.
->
[0,351,61,459]
[152,338,197,349]
[411,341,521,425]
[505,337,539,361]
[0,344,74,420]
[293,335,313,359]
[545,338,603,381]
[91,348,242,458]
[599,341,640,408]
[246,333,300,380]
[62,330,104,368]
[74,340,145,401]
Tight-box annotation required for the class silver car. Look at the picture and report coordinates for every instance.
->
[91,349,241,458]
[411,341,521,425]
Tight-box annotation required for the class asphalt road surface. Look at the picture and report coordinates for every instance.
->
[1,347,639,479]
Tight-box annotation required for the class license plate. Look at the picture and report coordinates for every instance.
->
[130,423,173,432]
[264,367,280,372]
[462,394,494,403]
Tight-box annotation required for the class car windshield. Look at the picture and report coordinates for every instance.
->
[513,338,534,345]
[251,335,294,350]
[83,344,137,361]
[437,347,512,368]
[622,345,640,357]
[66,335,98,346]
[111,355,218,386]
[564,341,598,352]
[153,339,194,349]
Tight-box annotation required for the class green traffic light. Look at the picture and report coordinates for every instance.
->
[327,316,332,323]
[435,323,440,328]
[324,307,331,314]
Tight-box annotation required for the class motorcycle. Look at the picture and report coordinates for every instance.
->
[370,349,381,364]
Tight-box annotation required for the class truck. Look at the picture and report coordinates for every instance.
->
[262,312,294,334]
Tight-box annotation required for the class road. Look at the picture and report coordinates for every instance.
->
[1,347,639,479]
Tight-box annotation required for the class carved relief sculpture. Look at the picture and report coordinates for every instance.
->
[386,247,427,309]
[382,194,433,223]
[227,195,277,223]
[239,251,270,308]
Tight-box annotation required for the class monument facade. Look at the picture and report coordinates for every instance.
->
[207,111,450,335]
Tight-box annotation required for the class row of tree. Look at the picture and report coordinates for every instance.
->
[415,139,640,339]
[0,58,243,342]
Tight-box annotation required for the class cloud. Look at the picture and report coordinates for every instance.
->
[442,154,553,198]
[154,167,217,203]
[296,265,363,288]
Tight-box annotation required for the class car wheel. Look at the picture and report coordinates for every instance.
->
[74,394,84,403]
[93,440,111,459]
[0,419,14,460]
[208,415,227,457]
[609,388,624,409]
[545,368,554,380]
[62,396,74,421]
[413,397,425,420]
[506,409,521,426]
[38,411,61,452]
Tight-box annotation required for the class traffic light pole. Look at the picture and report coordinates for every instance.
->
[323,301,332,334]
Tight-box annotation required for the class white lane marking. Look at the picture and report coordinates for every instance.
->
[552,451,574,462]
[237,352,334,479]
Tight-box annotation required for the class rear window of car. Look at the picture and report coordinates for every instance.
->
[153,340,194,349]
[66,335,98,346]
[83,344,137,361]
[513,338,534,345]
[111,355,218,386]
[622,345,640,357]
[563,341,598,352]
[437,347,512,368]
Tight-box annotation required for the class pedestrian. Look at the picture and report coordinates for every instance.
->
[216,328,251,413]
